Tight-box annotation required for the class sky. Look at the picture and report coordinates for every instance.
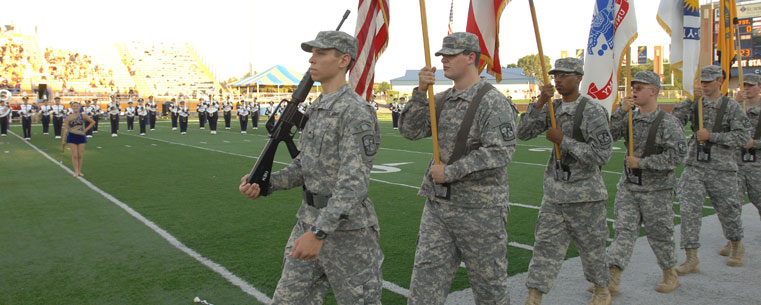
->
[1,0,708,83]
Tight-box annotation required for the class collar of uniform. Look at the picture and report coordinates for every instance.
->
[447,78,488,102]
[702,96,722,108]
[555,96,581,116]
[633,107,660,122]
[314,84,352,110]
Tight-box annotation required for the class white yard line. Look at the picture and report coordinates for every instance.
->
[12,131,273,304]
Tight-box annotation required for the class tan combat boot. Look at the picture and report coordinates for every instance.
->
[524,288,543,305]
[675,248,700,275]
[586,266,622,295]
[587,286,612,305]
[655,267,680,293]
[608,266,622,296]
[719,241,730,256]
[727,241,744,267]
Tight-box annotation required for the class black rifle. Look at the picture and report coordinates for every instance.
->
[246,10,350,193]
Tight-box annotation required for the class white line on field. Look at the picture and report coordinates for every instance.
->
[123,133,290,166]
[11,131,274,304]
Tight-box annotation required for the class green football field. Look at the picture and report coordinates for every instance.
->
[0,113,720,304]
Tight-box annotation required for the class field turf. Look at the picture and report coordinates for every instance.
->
[0,113,720,304]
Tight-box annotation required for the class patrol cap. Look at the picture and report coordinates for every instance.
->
[700,65,723,81]
[743,73,761,85]
[435,32,481,56]
[549,58,584,75]
[631,71,661,89]
[301,31,358,61]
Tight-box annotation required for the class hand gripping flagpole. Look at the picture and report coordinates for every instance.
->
[528,0,561,161]
[418,0,441,164]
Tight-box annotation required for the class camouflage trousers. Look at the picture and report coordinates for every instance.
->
[677,166,743,249]
[526,200,609,293]
[271,220,383,305]
[737,164,761,218]
[606,184,676,271]
[408,199,509,305]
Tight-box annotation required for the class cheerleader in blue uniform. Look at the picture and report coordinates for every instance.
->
[62,101,95,177]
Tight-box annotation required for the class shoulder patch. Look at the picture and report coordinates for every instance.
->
[362,135,377,156]
[499,123,515,141]
[678,141,688,154]
[742,118,752,128]
[596,130,612,146]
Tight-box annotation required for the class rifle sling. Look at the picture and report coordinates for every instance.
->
[435,83,493,164]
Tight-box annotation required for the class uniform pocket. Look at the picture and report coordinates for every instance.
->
[343,267,382,305]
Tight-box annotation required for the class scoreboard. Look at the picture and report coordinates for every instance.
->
[713,1,761,75]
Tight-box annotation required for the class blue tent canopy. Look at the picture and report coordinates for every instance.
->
[231,65,307,87]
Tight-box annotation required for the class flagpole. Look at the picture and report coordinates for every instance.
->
[528,0,561,161]
[418,0,441,164]
[625,47,634,156]
[734,21,746,111]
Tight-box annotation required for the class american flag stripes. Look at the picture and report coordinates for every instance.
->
[349,0,390,102]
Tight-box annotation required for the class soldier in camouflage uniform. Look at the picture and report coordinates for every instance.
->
[399,32,516,305]
[516,58,613,305]
[238,31,383,305]
[722,73,761,257]
[671,65,750,272]
[605,71,686,296]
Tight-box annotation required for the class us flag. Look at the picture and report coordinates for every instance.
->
[349,0,390,102]
[448,0,454,35]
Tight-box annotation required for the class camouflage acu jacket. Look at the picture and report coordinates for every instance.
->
[517,96,612,204]
[610,107,687,191]
[672,96,751,171]
[269,84,381,232]
[399,78,517,208]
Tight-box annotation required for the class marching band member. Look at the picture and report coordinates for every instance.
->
[223,96,233,130]
[237,100,249,134]
[52,96,66,139]
[148,95,157,131]
[0,99,10,136]
[197,98,207,129]
[179,100,189,134]
[108,98,121,137]
[39,99,52,135]
[20,95,34,140]
[125,101,136,131]
[170,98,179,130]
[208,96,219,134]
[91,99,102,134]
[389,99,398,129]
[137,98,148,135]
[251,100,260,130]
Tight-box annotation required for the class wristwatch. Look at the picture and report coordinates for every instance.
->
[311,226,328,240]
